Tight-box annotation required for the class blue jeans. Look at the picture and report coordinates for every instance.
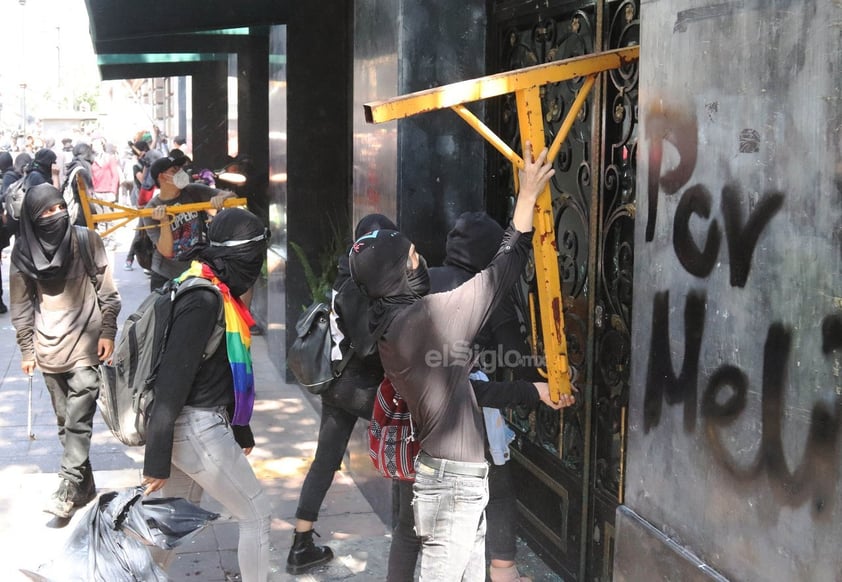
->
[412,454,489,582]
[154,406,271,582]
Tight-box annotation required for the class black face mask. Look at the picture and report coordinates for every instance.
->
[407,254,430,297]
[35,211,70,252]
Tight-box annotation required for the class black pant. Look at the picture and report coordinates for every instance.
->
[43,366,100,486]
[294,376,377,522]
[126,228,144,263]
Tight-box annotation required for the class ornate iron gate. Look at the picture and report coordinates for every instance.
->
[488,2,639,579]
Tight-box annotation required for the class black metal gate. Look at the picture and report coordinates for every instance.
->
[487,2,639,580]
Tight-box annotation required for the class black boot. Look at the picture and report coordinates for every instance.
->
[286,529,334,574]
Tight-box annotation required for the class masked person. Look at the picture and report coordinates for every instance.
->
[141,208,271,582]
[62,142,97,226]
[350,142,574,581]
[287,213,398,575]
[388,211,552,582]
[9,184,121,518]
[141,154,236,291]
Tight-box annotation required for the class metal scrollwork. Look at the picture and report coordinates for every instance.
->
[593,0,639,501]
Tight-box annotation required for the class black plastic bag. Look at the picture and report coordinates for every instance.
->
[22,487,219,581]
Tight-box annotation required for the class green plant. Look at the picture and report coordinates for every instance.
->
[289,217,348,308]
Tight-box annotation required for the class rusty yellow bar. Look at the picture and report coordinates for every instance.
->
[365,46,639,124]
[528,291,549,380]
[451,104,525,169]
[77,174,95,231]
[516,85,572,400]
[547,75,597,164]
[76,178,248,237]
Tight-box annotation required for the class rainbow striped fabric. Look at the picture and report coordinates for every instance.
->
[176,261,255,425]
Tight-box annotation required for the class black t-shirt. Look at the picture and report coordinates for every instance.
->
[378,227,535,463]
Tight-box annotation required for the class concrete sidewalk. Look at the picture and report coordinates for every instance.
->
[0,227,562,581]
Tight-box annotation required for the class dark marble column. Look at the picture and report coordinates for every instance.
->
[191,61,229,171]
[396,0,488,266]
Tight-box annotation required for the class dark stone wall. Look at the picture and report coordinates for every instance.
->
[396,1,488,266]
[285,1,354,368]
[347,0,490,523]
[191,61,229,171]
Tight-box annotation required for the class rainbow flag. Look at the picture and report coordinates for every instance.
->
[176,261,255,424]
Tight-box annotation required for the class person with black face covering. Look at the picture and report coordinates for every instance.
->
[286,213,398,575]
[61,142,96,226]
[350,142,574,581]
[140,208,271,582]
[388,211,551,582]
[9,183,121,519]
[0,151,14,313]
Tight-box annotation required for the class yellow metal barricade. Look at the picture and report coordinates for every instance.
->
[75,175,248,237]
[364,46,640,401]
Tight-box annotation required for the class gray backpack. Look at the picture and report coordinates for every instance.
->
[3,175,26,222]
[98,277,225,446]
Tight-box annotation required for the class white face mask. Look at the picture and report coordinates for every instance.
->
[172,169,190,189]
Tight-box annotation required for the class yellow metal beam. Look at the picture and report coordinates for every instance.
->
[516,86,571,400]
[364,47,640,400]
[365,46,638,124]
[452,104,524,169]
[76,173,247,237]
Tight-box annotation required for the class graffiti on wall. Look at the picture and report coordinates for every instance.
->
[641,103,842,515]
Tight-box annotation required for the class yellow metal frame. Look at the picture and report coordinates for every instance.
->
[364,46,640,400]
[75,174,248,237]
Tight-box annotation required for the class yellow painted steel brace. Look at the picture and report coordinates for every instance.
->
[364,46,640,401]
[75,174,248,238]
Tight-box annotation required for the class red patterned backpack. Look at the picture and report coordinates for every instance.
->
[369,377,419,480]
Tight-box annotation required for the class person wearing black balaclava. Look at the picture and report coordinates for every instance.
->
[141,208,271,582]
[1,151,31,197]
[9,183,121,520]
[388,211,549,582]
[25,148,56,189]
[0,151,13,312]
[62,142,96,226]
[350,143,574,582]
[286,213,398,575]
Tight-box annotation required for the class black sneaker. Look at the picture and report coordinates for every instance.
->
[0,301,7,314]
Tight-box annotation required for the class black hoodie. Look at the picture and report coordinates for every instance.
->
[429,212,540,382]
[319,214,399,416]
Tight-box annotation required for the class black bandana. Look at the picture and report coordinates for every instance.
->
[192,208,268,296]
[11,184,72,280]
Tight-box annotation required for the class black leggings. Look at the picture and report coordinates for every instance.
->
[294,377,377,522]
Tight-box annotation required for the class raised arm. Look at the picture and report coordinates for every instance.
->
[512,141,554,233]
